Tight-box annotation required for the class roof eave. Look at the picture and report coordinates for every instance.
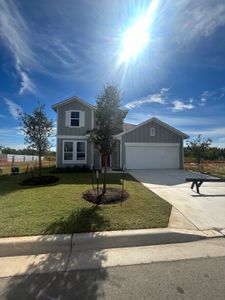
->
[52,96,96,112]
[116,117,189,139]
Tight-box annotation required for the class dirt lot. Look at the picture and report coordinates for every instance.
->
[185,160,225,178]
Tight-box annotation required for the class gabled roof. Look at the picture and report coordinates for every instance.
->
[52,96,96,112]
[123,123,136,132]
[116,117,189,139]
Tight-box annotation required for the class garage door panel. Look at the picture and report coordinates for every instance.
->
[125,144,179,169]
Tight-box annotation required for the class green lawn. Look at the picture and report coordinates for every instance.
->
[0,170,171,237]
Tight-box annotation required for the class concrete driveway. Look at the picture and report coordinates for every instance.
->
[129,169,225,231]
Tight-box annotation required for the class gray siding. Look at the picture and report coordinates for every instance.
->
[57,100,93,136]
[121,120,184,169]
[94,148,100,168]
[111,141,120,169]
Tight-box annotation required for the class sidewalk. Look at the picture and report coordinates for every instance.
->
[0,228,224,258]
[0,228,224,277]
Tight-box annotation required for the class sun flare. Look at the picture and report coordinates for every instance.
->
[118,0,159,65]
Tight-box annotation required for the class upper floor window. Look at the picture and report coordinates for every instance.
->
[65,110,85,128]
[150,127,155,136]
[71,111,80,127]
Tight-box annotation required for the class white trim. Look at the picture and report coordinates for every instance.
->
[52,96,96,111]
[125,142,179,147]
[62,140,87,164]
[57,135,88,139]
[150,127,155,137]
[125,142,180,169]
[66,110,82,128]
[116,117,189,139]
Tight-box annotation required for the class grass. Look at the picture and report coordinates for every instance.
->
[0,169,171,237]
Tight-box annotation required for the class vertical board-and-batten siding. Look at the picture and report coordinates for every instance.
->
[122,120,184,168]
[111,141,120,169]
[57,101,93,136]
[56,100,94,167]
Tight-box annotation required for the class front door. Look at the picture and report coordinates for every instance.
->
[101,154,110,167]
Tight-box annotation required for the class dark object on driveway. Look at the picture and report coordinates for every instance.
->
[186,178,225,194]
[21,175,59,186]
[11,167,19,175]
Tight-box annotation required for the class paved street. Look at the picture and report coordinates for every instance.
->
[129,169,225,230]
[0,255,225,300]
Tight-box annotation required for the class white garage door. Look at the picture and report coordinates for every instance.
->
[125,143,179,169]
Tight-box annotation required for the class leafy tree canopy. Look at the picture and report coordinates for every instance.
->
[19,104,54,175]
[89,84,127,155]
[186,135,212,164]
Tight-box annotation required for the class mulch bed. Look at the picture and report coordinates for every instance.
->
[83,187,129,205]
[21,175,59,186]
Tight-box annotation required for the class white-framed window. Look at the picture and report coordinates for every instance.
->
[71,111,80,127]
[64,141,73,161]
[77,141,86,161]
[150,127,156,136]
[65,110,85,128]
[63,140,87,163]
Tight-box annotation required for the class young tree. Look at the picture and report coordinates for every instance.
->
[186,135,212,164]
[89,85,127,195]
[19,104,54,176]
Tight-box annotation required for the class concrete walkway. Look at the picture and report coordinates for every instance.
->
[129,169,225,230]
[0,228,224,277]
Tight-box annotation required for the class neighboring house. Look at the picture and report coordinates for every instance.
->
[52,96,189,170]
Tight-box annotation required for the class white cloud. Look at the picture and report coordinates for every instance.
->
[126,113,219,127]
[218,137,225,142]
[171,0,225,42]
[0,0,36,94]
[172,100,195,112]
[4,98,23,119]
[188,127,225,137]
[199,90,215,106]
[18,65,36,95]
[124,88,169,109]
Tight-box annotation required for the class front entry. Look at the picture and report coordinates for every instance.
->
[101,154,110,167]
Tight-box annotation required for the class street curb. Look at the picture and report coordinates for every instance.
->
[0,228,223,257]
[0,234,71,257]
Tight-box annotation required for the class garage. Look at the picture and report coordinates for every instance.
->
[125,143,179,169]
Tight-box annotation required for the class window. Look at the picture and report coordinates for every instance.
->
[71,111,80,127]
[63,140,86,163]
[150,127,155,136]
[77,141,86,161]
[64,141,73,160]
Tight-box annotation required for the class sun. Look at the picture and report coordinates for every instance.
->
[119,19,149,64]
[118,0,159,65]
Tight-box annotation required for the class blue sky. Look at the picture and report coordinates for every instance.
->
[0,0,225,149]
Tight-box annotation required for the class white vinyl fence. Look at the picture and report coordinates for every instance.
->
[6,154,43,162]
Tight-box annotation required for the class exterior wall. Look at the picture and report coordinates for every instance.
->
[57,138,92,168]
[94,148,100,169]
[121,120,184,169]
[57,101,93,136]
[111,141,120,169]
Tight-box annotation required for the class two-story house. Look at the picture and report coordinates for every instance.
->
[52,96,189,169]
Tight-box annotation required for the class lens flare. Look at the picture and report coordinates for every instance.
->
[118,0,159,65]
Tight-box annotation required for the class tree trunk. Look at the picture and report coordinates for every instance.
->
[102,155,107,194]
[38,152,42,177]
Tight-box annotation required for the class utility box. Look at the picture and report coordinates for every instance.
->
[11,167,19,175]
